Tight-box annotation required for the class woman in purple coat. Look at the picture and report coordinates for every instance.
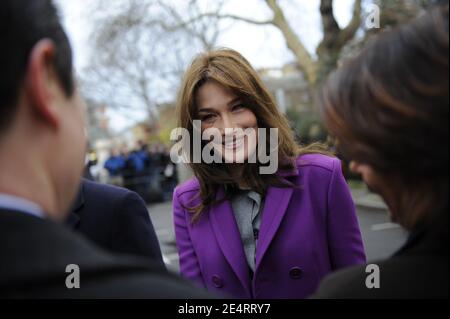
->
[172,49,366,299]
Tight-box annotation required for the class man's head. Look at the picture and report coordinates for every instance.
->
[0,0,86,220]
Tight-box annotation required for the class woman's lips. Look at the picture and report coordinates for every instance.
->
[223,138,245,150]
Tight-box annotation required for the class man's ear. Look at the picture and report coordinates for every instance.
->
[25,39,60,129]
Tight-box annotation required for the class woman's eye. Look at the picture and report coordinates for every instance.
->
[232,104,246,112]
[202,114,215,122]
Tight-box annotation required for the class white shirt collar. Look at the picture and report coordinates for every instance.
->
[0,193,45,218]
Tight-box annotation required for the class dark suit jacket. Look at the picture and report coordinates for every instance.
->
[0,209,210,298]
[313,215,449,299]
[67,180,165,269]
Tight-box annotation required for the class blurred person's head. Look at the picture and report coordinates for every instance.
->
[110,149,119,157]
[137,140,147,149]
[319,5,449,231]
[0,0,86,220]
[177,48,327,220]
[119,145,128,155]
[156,142,165,153]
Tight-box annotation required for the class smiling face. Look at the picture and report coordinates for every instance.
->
[196,81,258,163]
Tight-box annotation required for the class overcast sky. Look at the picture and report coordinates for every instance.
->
[56,0,356,131]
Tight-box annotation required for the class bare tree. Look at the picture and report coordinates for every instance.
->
[84,0,427,122]
[83,0,225,122]
[154,0,362,93]
[151,0,428,91]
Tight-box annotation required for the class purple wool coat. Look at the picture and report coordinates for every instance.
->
[173,154,366,299]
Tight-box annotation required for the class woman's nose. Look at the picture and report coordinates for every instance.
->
[219,114,237,132]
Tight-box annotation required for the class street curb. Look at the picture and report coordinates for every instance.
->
[351,189,389,212]
[354,199,389,212]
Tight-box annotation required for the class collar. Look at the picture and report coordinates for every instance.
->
[276,157,300,178]
[0,193,45,219]
[72,181,85,212]
[66,181,85,227]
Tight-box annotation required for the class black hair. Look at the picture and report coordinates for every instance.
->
[0,0,74,132]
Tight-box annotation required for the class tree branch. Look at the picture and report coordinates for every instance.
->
[318,0,342,53]
[154,13,274,32]
[264,0,317,85]
[207,13,274,25]
[316,0,362,85]
[339,0,362,45]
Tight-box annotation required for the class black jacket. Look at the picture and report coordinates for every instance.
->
[313,215,449,299]
[0,209,210,298]
[67,180,164,268]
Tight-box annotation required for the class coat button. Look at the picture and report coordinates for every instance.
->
[212,275,223,288]
[289,267,303,279]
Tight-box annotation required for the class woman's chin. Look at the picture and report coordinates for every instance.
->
[221,154,247,163]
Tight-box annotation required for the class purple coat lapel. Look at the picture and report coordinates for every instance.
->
[255,186,294,270]
[255,164,299,269]
[210,187,252,297]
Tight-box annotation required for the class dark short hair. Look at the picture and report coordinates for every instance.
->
[0,0,74,132]
[319,5,449,230]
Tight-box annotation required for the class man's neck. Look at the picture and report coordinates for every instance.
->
[0,150,56,219]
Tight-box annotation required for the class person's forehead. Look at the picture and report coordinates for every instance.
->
[196,82,239,110]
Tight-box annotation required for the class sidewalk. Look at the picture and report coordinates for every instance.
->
[349,180,389,211]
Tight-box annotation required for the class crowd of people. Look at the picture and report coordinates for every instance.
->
[0,0,448,300]
[102,142,178,203]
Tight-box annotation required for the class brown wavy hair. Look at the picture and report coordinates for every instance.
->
[319,5,449,231]
[176,49,329,221]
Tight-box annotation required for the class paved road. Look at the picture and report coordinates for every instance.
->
[148,202,180,272]
[148,202,408,273]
